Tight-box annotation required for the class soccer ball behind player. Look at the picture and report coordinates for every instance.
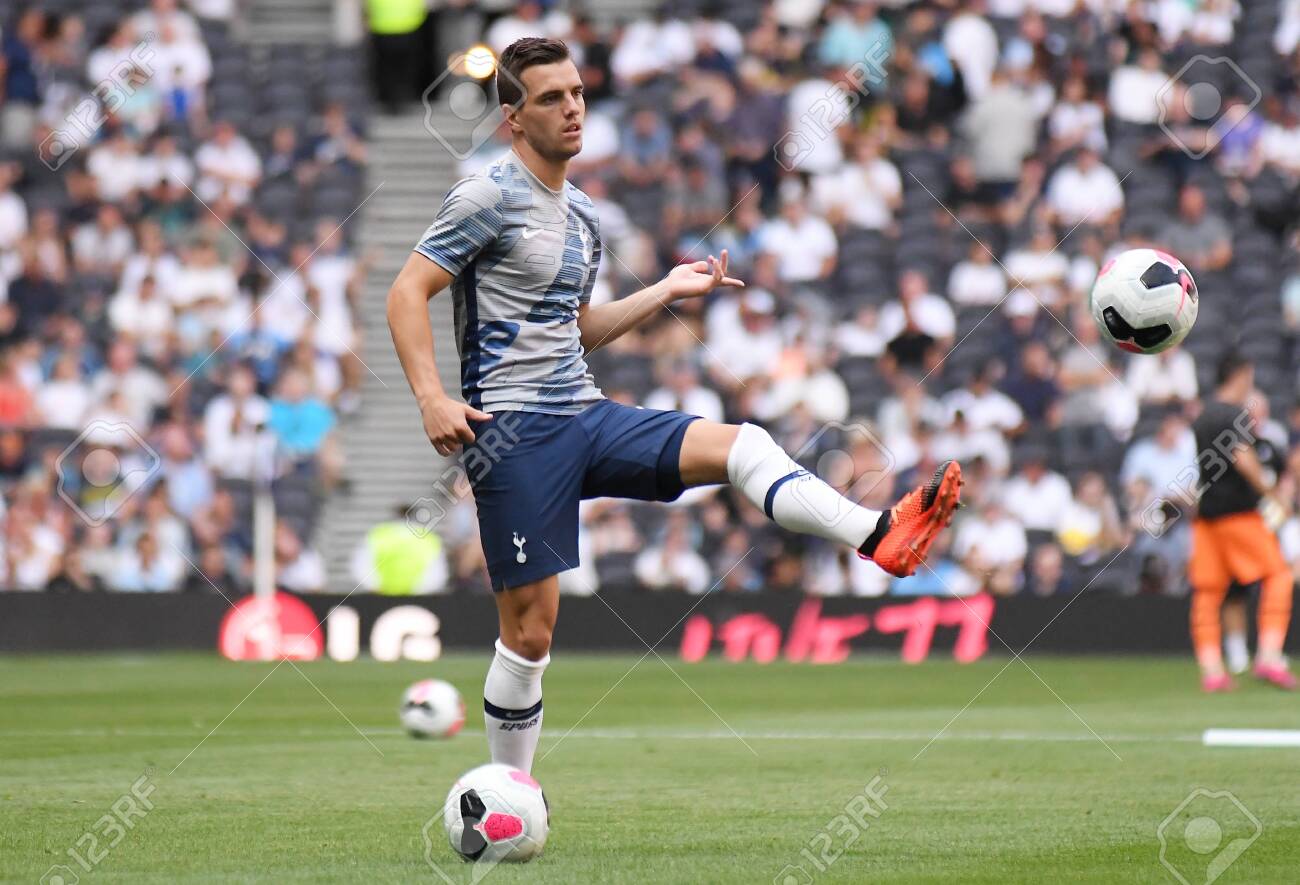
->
[443,763,549,863]
[400,679,465,739]
[1090,248,1198,354]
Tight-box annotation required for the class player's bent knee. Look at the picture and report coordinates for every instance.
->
[679,420,742,487]
[506,623,553,661]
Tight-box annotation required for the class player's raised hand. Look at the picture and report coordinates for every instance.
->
[663,249,744,301]
[421,395,492,457]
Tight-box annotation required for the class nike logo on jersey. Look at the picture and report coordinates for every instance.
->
[521,228,542,239]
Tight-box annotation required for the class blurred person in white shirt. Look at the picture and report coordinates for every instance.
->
[1107,48,1167,125]
[86,131,142,203]
[89,340,166,428]
[275,521,326,593]
[705,289,784,390]
[195,121,261,205]
[954,497,1027,594]
[132,0,201,45]
[944,0,999,99]
[203,363,271,480]
[879,269,956,342]
[1048,75,1107,158]
[119,220,181,295]
[835,304,888,357]
[943,361,1025,435]
[109,529,186,592]
[634,510,711,594]
[137,133,194,193]
[644,359,724,424]
[1125,347,1197,406]
[811,135,902,231]
[1000,448,1073,533]
[759,186,837,283]
[110,275,175,357]
[35,353,92,430]
[72,204,134,278]
[1005,226,1070,308]
[172,238,239,319]
[947,241,1007,307]
[1044,146,1124,229]
[0,163,28,251]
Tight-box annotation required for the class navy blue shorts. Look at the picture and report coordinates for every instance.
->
[464,399,700,591]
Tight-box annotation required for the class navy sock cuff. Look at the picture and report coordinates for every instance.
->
[483,698,543,721]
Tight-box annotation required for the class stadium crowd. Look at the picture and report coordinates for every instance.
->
[420,0,1300,598]
[0,0,370,592]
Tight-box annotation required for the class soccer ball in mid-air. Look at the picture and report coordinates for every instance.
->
[399,679,465,738]
[1090,248,1198,354]
[443,763,549,864]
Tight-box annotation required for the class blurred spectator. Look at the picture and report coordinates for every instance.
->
[1126,348,1198,406]
[943,361,1024,435]
[818,1,892,69]
[204,365,270,481]
[811,135,902,232]
[365,0,426,113]
[275,521,325,593]
[1158,185,1233,273]
[635,510,711,593]
[1056,471,1128,571]
[1107,48,1166,126]
[1048,75,1107,158]
[879,270,955,373]
[961,68,1040,193]
[195,121,261,205]
[954,498,1027,594]
[108,529,186,592]
[645,360,724,423]
[947,241,1006,307]
[760,185,837,283]
[1044,146,1124,230]
[1001,450,1072,534]
[351,507,449,595]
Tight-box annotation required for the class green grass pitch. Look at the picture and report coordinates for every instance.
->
[2,653,1298,883]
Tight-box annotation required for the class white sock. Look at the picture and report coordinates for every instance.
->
[726,423,883,549]
[483,638,547,773]
[1224,633,1250,675]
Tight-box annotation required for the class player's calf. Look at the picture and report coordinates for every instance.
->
[485,578,559,773]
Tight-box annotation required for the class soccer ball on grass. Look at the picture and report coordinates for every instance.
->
[399,679,465,738]
[444,762,549,863]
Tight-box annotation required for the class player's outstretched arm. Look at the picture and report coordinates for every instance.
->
[576,250,743,352]
[387,252,490,456]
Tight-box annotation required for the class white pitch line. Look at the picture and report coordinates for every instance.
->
[1203,728,1300,748]
[0,727,1200,744]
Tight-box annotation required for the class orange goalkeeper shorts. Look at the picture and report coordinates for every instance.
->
[1188,511,1288,593]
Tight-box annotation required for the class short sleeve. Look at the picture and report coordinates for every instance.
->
[413,175,503,276]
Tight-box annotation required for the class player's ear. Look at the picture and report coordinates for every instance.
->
[502,102,523,135]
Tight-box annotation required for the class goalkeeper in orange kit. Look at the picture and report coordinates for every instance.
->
[1188,354,1294,691]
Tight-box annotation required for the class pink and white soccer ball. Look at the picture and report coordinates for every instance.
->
[443,763,549,863]
[1090,248,1198,355]
[399,679,465,739]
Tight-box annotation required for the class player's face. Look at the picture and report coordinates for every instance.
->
[510,59,585,161]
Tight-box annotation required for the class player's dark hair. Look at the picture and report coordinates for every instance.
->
[1215,351,1253,387]
[497,37,570,109]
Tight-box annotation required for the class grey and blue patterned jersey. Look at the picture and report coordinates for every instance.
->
[414,151,603,415]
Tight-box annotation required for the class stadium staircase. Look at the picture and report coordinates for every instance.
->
[245,0,335,43]
[318,109,472,590]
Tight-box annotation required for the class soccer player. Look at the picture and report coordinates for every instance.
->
[1189,354,1294,692]
[386,38,963,773]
